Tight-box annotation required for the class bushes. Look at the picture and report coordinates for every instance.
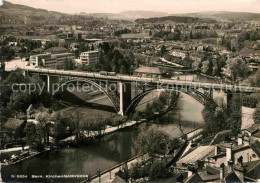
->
[242,94,259,108]
[128,160,172,180]
[148,160,172,179]
[253,105,260,124]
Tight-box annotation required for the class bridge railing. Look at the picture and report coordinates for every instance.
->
[25,68,260,93]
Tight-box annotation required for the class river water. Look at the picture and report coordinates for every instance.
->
[1,74,216,182]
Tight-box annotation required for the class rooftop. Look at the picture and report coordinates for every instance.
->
[243,124,259,134]
[4,118,25,130]
[45,46,68,53]
[121,33,150,39]
[134,66,164,74]
[241,107,256,130]
[177,146,215,165]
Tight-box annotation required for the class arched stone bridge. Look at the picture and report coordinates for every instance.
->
[52,79,217,116]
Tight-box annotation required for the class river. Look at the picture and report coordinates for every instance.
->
[1,74,218,182]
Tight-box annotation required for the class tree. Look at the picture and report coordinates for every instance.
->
[248,68,260,87]
[36,112,50,145]
[91,44,94,51]
[201,60,213,75]
[53,120,67,145]
[192,60,202,72]
[228,95,242,135]
[64,58,74,70]
[226,58,249,81]
[24,122,44,152]
[212,59,221,76]
[3,69,28,85]
[160,45,167,56]
[119,65,127,74]
[132,111,143,121]
[148,160,171,179]
[190,31,193,39]
[8,92,31,112]
[70,111,82,141]
[253,105,260,124]
[134,127,170,161]
[250,30,260,41]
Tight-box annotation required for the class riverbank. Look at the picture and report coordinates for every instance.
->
[87,127,204,183]
[62,92,179,143]
[0,146,29,153]
[1,148,51,168]
[61,119,146,142]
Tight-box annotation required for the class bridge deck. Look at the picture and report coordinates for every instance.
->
[24,68,260,93]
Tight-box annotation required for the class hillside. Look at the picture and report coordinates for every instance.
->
[135,16,216,24]
[0,1,70,25]
[172,11,260,21]
[79,11,169,20]
[120,11,169,19]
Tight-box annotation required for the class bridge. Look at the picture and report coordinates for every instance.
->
[20,68,260,115]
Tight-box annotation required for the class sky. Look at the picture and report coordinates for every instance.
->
[5,0,260,14]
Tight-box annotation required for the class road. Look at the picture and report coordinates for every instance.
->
[20,68,260,93]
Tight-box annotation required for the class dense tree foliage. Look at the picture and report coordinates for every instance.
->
[253,105,260,124]
[202,94,242,135]
[24,122,44,151]
[93,42,135,74]
[226,58,249,81]
[134,127,170,160]
[114,28,131,36]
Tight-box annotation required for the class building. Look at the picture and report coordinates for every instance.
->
[84,39,103,47]
[3,118,27,140]
[45,46,69,54]
[183,160,260,183]
[29,53,74,69]
[80,51,99,66]
[176,146,215,168]
[171,50,189,59]
[177,138,260,183]
[134,67,165,78]
[207,141,260,168]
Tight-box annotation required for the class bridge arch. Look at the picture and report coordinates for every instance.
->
[125,87,217,115]
[52,79,217,116]
[53,79,120,113]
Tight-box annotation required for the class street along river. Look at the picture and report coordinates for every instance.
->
[1,91,206,182]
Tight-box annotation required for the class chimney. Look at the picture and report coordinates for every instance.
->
[215,146,220,156]
[228,160,234,173]
[238,134,243,145]
[238,156,243,167]
[188,170,193,178]
[234,156,245,182]
[187,165,196,177]
[226,144,233,163]
[220,163,225,180]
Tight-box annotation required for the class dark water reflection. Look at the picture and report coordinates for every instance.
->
[1,128,138,182]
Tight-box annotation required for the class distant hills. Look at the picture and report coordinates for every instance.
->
[119,11,169,19]
[79,11,169,20]
[135,16,216,24]
[172,11,260,21]
[0,1,70,25]
[1,1,260,25]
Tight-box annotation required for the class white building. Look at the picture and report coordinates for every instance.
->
[80,51,99,66]
[29,53,74,69]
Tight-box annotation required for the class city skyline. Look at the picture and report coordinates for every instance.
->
[5,0,260,14]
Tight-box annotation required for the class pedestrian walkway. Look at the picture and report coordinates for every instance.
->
[61,120,143,142]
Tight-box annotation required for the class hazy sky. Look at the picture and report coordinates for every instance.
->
[5,0,260,14]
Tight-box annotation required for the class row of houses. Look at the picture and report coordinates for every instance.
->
[174,124,260,183]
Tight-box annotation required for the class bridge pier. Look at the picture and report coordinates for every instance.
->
[47,75,60,94]
[118,82,132,116]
